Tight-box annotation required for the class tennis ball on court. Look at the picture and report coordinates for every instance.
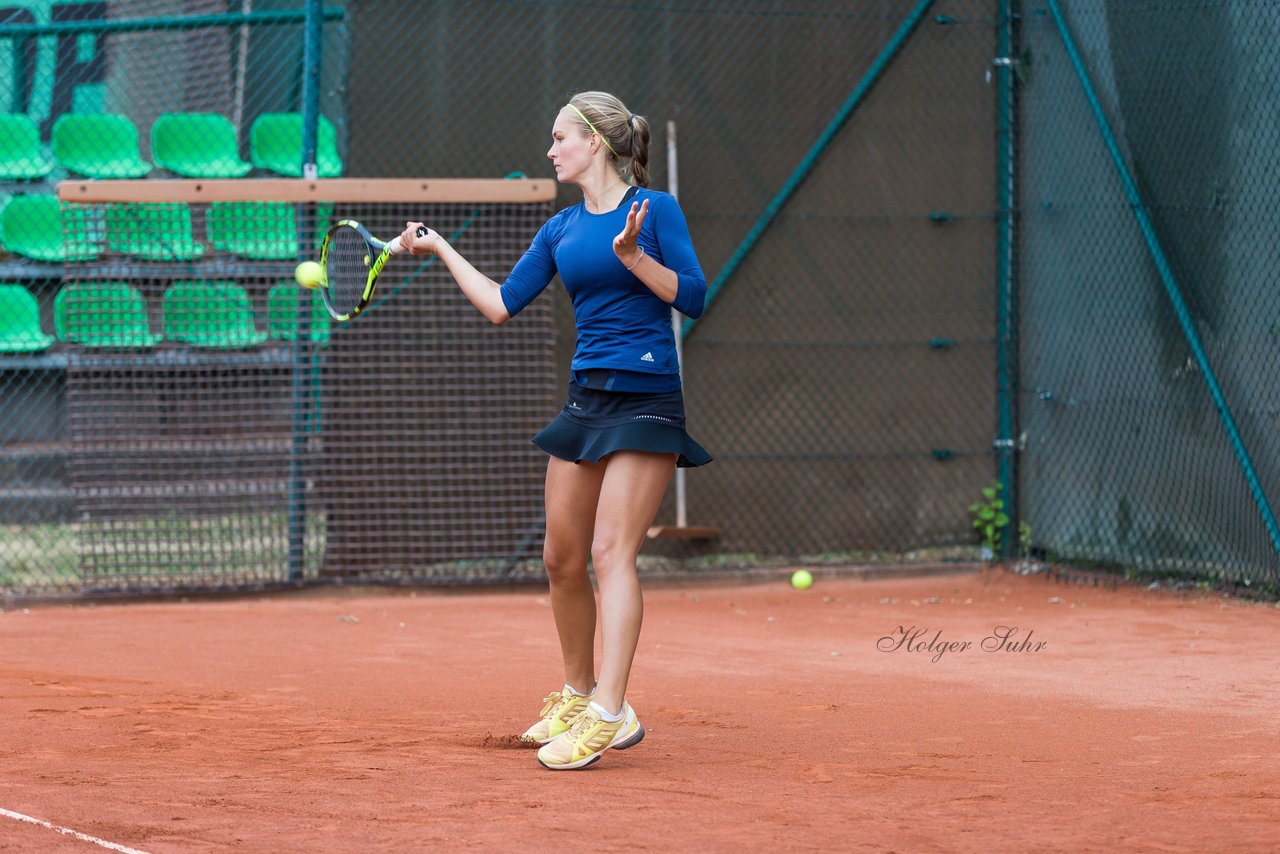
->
[791,569,813,590]
[295,260,325,289]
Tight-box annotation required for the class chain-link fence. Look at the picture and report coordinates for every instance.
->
[0,0,1276,599]
[1019,0,1280,591]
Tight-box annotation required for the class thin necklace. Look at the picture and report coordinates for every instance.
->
[588,181,627,212]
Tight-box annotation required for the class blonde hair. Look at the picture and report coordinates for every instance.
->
[566,91,651,188]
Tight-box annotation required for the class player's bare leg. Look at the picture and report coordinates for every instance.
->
[542,456,606,693]
[590,451,677,715]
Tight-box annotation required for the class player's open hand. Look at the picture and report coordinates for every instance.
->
[613,198,649,269]
[400,222,438,255]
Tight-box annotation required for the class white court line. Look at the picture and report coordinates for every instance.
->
[0,807,151,854]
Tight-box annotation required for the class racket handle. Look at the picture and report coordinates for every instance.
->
[391,225,431,254]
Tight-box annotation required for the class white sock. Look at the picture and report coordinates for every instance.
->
[589,700,624,722]
[564,683,595,698]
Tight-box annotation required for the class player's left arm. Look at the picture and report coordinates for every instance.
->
[613,195,707,318]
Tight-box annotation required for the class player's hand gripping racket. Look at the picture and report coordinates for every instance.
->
[316,221,427,321]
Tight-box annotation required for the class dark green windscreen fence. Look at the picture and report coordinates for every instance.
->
[0,0,1276,599]
[1018,0,1280,588]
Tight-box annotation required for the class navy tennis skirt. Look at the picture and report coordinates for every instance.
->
[533,382,712,468]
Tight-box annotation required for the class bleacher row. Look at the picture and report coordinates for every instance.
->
[0,280,329,353]
[0,111,343,181]
[2,196,307,263]
[1,111,343,264]
[0,111,341,356]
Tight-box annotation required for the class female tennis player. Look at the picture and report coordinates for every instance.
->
[397,90,709,770]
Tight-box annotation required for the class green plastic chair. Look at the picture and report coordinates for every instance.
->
[0,194,100,263]
[163,281,267,349]
[151,112,252,178]
[105,203,204,261]
[267,282,330,344]
[54,282,160,348]
[206,201,298,260]
[0,284,54,351]
[52,113,152,178]
[249,113,343,177]
[0,114,54,180]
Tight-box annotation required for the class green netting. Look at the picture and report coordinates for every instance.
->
[1018,0,1280,587]
[0,0,1274,598]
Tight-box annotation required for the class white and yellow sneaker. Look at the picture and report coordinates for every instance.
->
[536,701,645,770]
[519,685,594,745]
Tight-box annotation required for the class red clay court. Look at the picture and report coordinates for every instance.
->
[1,568,1278,852]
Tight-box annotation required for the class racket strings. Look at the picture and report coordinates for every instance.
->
[325,227,373,316]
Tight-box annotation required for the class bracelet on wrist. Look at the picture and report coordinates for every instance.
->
[626,246,645,271]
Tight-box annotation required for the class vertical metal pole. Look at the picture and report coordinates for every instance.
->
[667,120,687,528]
[299,0,323,179]
[286,0,324,581]
[231,0,252,131]
[994,0,1018,556]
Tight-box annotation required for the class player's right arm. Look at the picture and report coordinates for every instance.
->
[401,222,509,325]
[401,217,559,328]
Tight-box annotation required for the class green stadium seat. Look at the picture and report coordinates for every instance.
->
[267,282,330,344]
[54,282,160,348]
[105,203,204,261]
[151,112,252,178]
[249,113,343,177]
[0,114,55,180]
[52,113,152,178]
[0,194,100,263]
[0,284,54,351]
[163,281,267,349]
[206,201,298,260]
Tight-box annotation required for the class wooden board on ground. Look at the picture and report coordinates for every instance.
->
[646,525,719,540]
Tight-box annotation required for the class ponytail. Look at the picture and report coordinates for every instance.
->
[627,112,651,188]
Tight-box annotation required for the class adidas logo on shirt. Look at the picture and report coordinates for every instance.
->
[640,352,655,363]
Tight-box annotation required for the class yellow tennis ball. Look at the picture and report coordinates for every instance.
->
[791,569,813,590]
[295,260,325,289]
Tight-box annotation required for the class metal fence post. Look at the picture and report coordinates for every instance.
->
[995,0,1019,557]
[287,0,326,582]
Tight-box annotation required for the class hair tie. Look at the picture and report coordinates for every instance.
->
[567,103,618,157]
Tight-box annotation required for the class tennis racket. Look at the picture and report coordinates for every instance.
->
[316,220,427,321]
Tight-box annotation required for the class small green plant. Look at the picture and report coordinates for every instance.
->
[969,481,1010,557]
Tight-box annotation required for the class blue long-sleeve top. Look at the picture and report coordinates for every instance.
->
[499,187,706,392]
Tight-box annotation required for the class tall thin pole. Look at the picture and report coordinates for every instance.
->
[994,0,1017,555]
[667,120,687,528]
[286,0,325,581]
[231,0,252,131]
[299,0,323,179]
